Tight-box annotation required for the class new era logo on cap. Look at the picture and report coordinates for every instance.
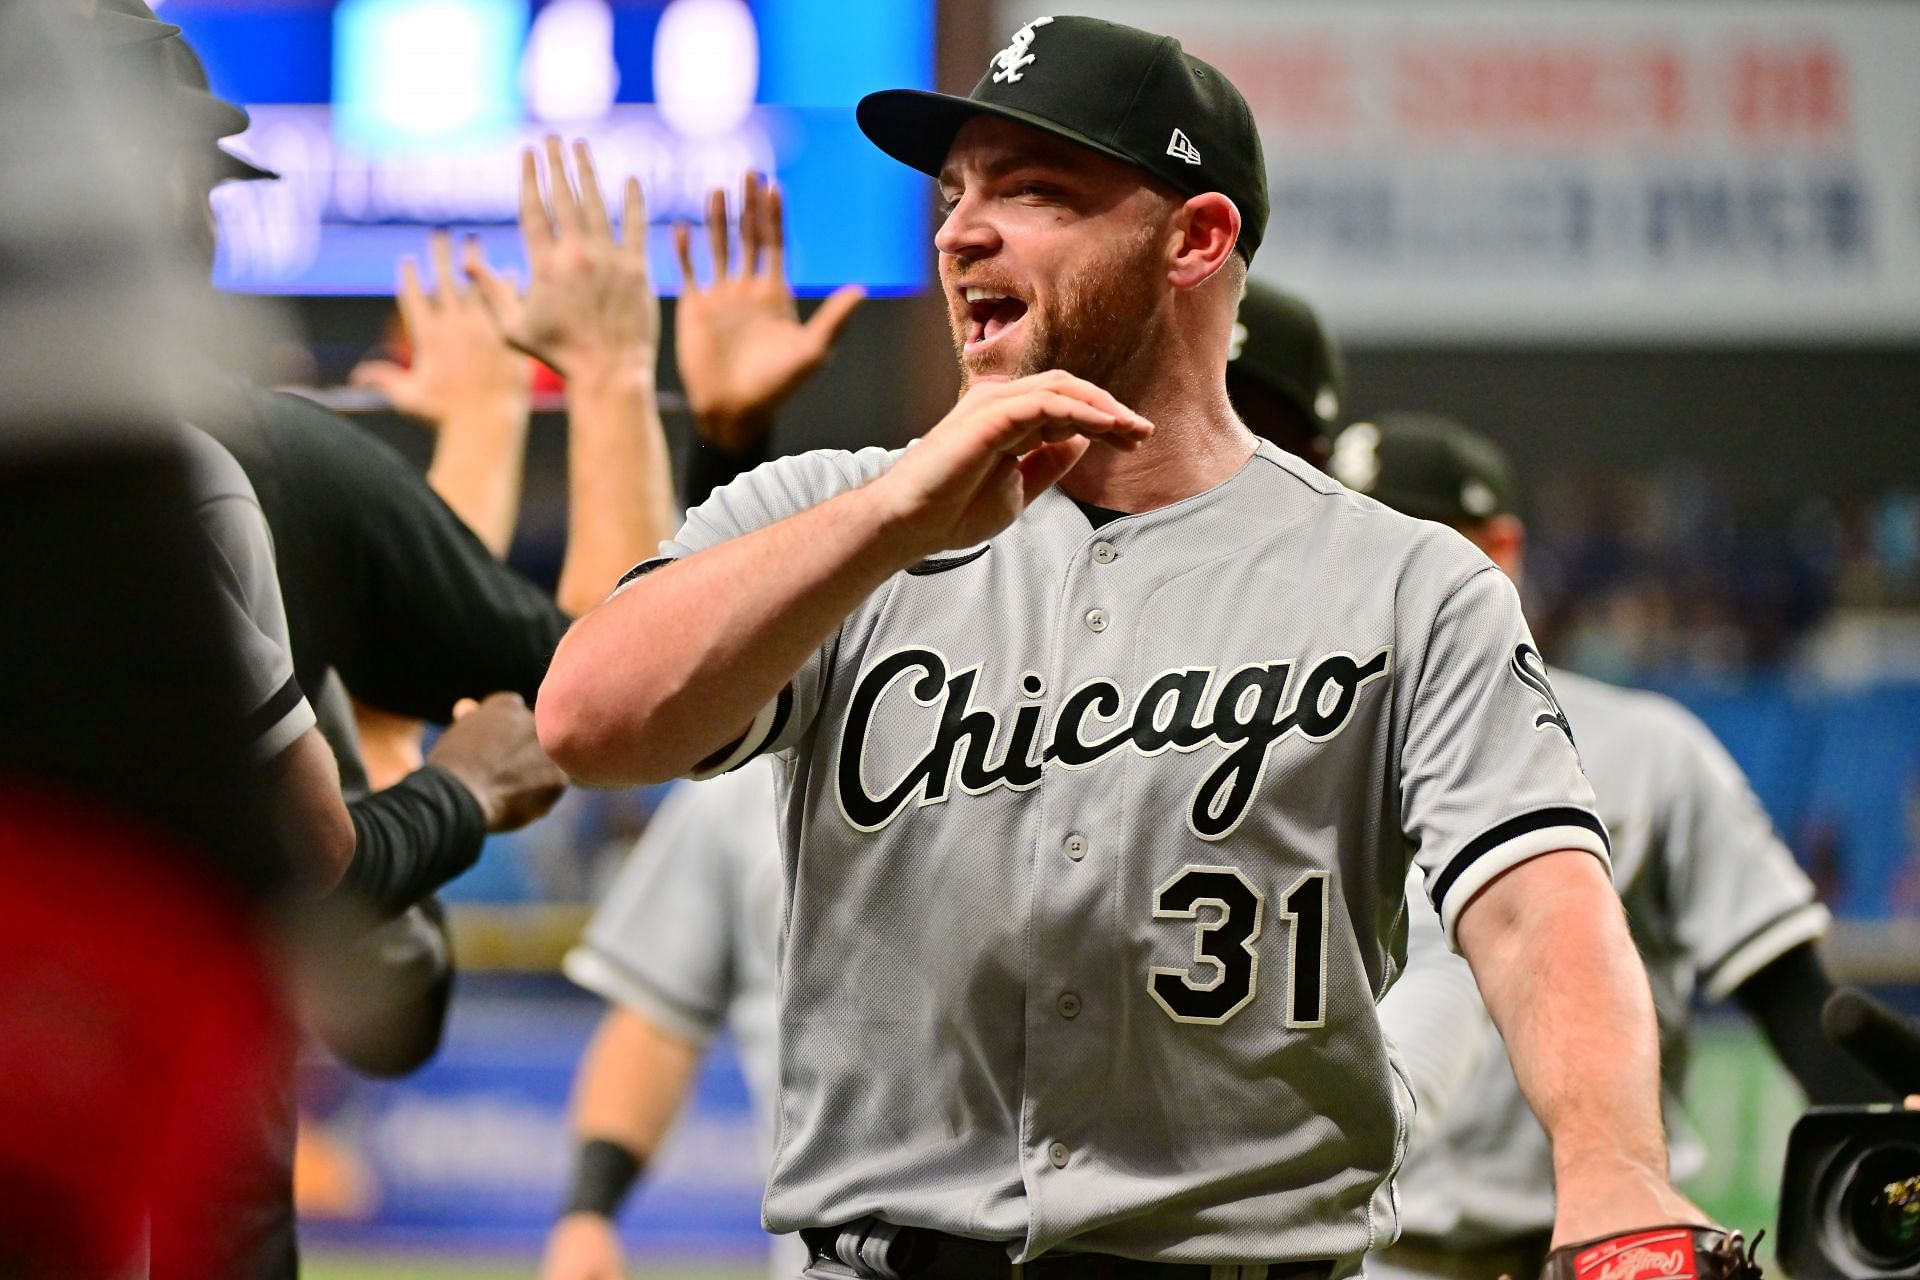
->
[1167,128,1201,165]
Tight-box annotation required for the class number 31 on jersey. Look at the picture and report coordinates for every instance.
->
[1147,865,1329,1027]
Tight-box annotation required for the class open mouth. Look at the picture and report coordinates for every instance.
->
[962,286,1030,351]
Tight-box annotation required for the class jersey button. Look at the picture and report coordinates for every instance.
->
[1085,608,1109,633]
[1057,992,1082,1019]
[1047,1141,1070,1169]
[1063,834,1087,861]
[1091,541,1117,564]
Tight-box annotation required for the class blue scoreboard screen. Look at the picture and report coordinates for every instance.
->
[163,0,935,296]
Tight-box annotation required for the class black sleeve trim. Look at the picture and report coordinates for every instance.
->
[690,684,795,776]
[611,556,676,596]
[243,673,307,743]
[1429,805,1611,917]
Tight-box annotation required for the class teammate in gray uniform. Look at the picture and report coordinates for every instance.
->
[539,16,1703,1278]
[549,761,805,1280]
[1335,414,1886,1280]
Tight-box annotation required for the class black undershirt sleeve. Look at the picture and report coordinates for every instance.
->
[233,389,571,720]
[681,432,775,511]
[336,765,488,920]
[1732,940,1890,1104]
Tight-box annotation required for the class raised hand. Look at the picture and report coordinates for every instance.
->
[350,230,531,428]
[871,370,1153,562]
[673,172,864,450]
[469,135,658,382]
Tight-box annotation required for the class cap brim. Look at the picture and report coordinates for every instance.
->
[96,11,181,46]
[214,147,278,184]
[857,88,1154,184]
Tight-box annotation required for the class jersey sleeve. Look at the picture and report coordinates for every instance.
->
[183,427,316,762]
[562,777,746,1044]
[1400,564,1610,945]
[608,446,900,775]
[1654,705,1829,1001]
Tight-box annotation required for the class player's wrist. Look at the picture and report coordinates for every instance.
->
[839,479,946,573]
[559,1136,646,1221]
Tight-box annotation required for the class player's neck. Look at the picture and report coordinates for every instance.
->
[1059,377,1255,513]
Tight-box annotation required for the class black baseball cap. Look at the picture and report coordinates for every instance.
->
[1229,282,1344,434]
[1327,412,1518,524]
[857,15,1268,261]
[93,0,279,182]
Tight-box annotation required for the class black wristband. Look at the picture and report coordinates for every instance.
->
[561,1138,645,1219]
[336,764,487,919]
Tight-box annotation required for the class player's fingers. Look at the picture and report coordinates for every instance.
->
[462,238,518,327]
[1019,436,1093,504]
[570,138,612,240]
[739,171,764,274]
[428,228,461,301]
[621,176,648,254]
[1018,369,1152,433]
[802,284,865,349]
[705,186,731,279]
[396,256,429,331]
[762,177,786,280]
[672,221,699,293]
[518,147,553,251]
[544,134,582,237]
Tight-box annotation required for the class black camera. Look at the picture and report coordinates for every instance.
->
[1777,1107,1920,1279]
[1776,990,1920,1280]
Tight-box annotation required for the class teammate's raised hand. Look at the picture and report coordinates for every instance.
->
[350,231,531,427]
[673,172,865,451]
[470,136,658,381]
[871,370,1152,561]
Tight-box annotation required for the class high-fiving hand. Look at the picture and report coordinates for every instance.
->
[469,135,658,381]
[673,172,864,450]
[350,230,531,427]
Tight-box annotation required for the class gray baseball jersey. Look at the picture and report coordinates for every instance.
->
[564,760,806,1279]
[622,438,1608,1269]
[181,424,316,762]
[1383,669,1829,1250]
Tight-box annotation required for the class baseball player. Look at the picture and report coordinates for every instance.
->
[1329,415,1886,1280]
[546,760,804,1280]
[539,15,1717,1279]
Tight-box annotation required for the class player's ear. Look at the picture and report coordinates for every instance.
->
[1481,515,1526,580]
[1167,192,1240,292]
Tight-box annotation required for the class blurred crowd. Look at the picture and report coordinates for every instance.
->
[1526,468,1920,683]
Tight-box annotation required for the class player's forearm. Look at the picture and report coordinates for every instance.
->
[1458,853,1669,1194]
[556,363,677,618]
[571,1007,702,1155]
[426,401,531,557]
[538,481,916,786]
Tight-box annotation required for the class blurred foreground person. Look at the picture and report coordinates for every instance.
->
[91,8,675,1275]
[1343,415,1888,1280]
[0,3,292,1276]
[541,173,861,1280]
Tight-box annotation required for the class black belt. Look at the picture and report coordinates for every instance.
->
[803,1221,1335,1280]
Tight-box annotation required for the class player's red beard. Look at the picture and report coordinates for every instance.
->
[951,222,1166,399]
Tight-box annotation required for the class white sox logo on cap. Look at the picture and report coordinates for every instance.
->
[989,15,1053,84]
